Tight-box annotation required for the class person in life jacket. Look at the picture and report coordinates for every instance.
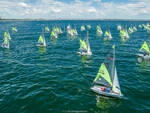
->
[101,87,105,91]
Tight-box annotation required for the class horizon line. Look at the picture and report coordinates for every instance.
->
[0,18,150,21]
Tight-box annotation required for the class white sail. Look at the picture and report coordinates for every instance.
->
[86,32,92,55]
[112,67,121,94]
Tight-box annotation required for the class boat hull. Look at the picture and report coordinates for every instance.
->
[136,54,150,63]
[36,44,46,47]
[91,85,123,98]
[1,44,9,49]
[77,51,92,56]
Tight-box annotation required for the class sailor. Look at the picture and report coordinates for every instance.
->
[144,52,148,56]
[40,43,43,46]
[101,87,105,92]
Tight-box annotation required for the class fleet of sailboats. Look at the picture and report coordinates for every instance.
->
[1,23,150,99]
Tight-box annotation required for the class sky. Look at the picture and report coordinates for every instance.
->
[0,0,149,19]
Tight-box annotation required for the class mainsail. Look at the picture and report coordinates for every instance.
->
[81,25,85,31]
[79,39,87,51]
[38,30,46,47]
[94,45,115,87]
[85,31,92,55]
[104,31,109,37]
[12,27,17,32]
[45,26,50,32]
[139,41,150,54]
[2,33,9,48]
[97,25,103,35]
[120,29,129,38]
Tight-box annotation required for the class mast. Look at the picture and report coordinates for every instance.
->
[111,45,115,89]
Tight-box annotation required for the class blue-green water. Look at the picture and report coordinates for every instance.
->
[0,20,150,113]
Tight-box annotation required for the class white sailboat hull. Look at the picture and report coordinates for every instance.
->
[1,43,9,49]
[104,36,112,41]
[36,44,46,47]
[91,85,123,98]
[136,54,150,63]
[77,51,92,56]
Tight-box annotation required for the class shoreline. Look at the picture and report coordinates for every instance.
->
[0,19,150,21]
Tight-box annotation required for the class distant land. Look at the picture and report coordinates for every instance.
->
[0,18,150,21]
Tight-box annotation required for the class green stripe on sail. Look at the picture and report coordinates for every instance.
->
[139,41,150,53]
[38,35,44,43]
[94,63,112,86]
[80,39,87,50]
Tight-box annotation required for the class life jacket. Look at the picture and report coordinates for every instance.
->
[101,87,105,91]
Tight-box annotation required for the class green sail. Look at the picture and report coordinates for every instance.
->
[79,39,87,50]
[4,32,9,38]
[45,26,49,32]
[94,63,112,86]
[139,41,150,53]
[51,31,56,37]
[104,31,109,36]
[38,35,44,43]
[4,36,9,44]
[12,27,17,32]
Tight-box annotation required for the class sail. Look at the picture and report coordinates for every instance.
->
[12,27,17,32]
[112,67,121,94]
[45,26,50,32]
[4,36,9,44]
[81,26,85,31]
[117,25,122,30]
[79,39,87,50]
[97,25,102,34]
[94,46,115,87]
[94,63,112,86]
[139,41,150,54]
[120,29,129,38]
[38,35,44,43]
[87,25,91,30]
[85,31,92,54]
[104,31,109,36]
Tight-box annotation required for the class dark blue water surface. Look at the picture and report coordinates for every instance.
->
[0,20,150,113]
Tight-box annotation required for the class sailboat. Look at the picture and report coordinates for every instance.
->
[139,24,142,29]
[91,45,123,98]
[81,25,85,31]
[67,24,74,36]
[51,30,58,39]
[133,26,137,32]
[12,27,17,32]
[104,30,112,41]
[4,31,11,40]
[128,27,133,34]
[136,41,150,63]
[120,29,129,41]
[97,25,103,36]
[87,24,91,30]
[117,25,122,30]
[45,26,50,33]
[37,29,46,47]
[1,33,9,49]
[78,31,92,56]
[142,24,150,34]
